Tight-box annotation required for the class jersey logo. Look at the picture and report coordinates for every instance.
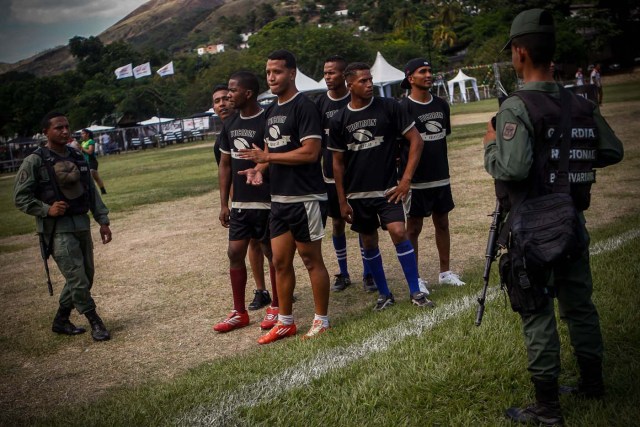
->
[233,137,252,151]
[424,120,443,133]
[265,125,291,148]
[353,129,373,142]
[502,122,518,140]
[347,129,384,151]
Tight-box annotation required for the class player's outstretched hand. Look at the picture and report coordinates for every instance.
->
[238,168,263,186]
[238,144,269,163]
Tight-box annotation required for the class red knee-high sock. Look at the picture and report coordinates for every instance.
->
[230,267,247,313]
[269,264,278,308]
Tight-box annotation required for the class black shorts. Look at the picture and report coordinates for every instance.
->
[88,156,99,171]
[404,185,455,218]
[229,208,270,242]
[270,201,327,242]
[349,197,406,234]
[325,182,342,219]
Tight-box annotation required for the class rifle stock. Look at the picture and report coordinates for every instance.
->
[475,199,504,326]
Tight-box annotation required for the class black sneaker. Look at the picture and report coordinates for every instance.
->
[248,290,271,311]
[410,291,435,308]
[331,274,352,292]
[373,293,395,311]
[362,274,377,293]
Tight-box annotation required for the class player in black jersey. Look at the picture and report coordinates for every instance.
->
[399,58,465,289]
[213,84,273,314]
[238,49,331,344]
[316,55,374,293]
[328,62,434,310]
[213,71,280,335]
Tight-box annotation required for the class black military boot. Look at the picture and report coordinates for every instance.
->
[51,306,86,335]
[84,309,111,341]
[560,358,605,399]
[505,378,564,426]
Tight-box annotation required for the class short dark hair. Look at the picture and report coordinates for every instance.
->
[267,49,297,69]
[41,111,66,131]
[229,71,260,98]
[325,55,347,71]
[82,128,94,139]
[344,62,370,79]
[512,33,555,68]
[212,84,228,94]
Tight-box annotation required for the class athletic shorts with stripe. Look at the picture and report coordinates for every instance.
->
[349,197,406,234]
[325,182,342,219]
[229,208,270,243]
[403,185,455,218]
[270,201,327,242]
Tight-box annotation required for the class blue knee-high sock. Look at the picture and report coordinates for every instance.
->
[363,247,390,296]
[396,240,420,294]
[332,234,349,277]
[359,235,371,276]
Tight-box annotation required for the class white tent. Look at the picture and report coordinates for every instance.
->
[138,116,175,126]
[447,70,481,104]
[258,68,326,100]
[370,51,405,97]
[75,125,114,133]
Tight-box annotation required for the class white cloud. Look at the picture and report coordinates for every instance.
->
[10,0,148,25]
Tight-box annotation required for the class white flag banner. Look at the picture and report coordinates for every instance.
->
[133,62,152,79]
[114,63,133,79]
[157,61,175,77]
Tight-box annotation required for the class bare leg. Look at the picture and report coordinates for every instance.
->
[432,212,451,272]
[406,216,424,263]
[270,232,297,316]
[297,239,330,316]
[248,239,266,291]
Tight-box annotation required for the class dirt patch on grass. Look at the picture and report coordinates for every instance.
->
[0,101,638,421]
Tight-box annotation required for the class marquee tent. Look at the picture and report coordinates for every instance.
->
[74,125,115,133]
[258,68,326,100]
[447,70,480,103]
[138,116,175,126]
[370,51,405,97]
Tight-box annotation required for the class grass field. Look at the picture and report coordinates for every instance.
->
[1,80,639,426]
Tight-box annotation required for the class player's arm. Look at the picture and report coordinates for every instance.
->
[387,125,423,203]
[239,137,321,165]
[218,152,232,227]
[331,149,353,224]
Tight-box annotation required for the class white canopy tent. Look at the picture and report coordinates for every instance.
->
[447,70,480,103]
[370,51,405,97]
[75,124,115,133]
[258,68,326,100]
[137,116,175,126]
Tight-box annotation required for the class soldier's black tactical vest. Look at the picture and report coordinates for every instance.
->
[34,147,92,215]
[496,89,598,212]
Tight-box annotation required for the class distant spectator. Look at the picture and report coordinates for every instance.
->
[80,129,107,195]
[575,67,584,86]
[590,63,603,105]
[99,133,111,155]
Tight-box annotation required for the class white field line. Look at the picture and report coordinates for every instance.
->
[177,292,497,426]
[176,229,639,426]
[589,228,640,256]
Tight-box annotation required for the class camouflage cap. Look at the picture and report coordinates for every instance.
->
[501,9,555,52]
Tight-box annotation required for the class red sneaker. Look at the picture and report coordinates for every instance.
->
[260,306,279,330]
[301,319,330,340]
[257,321,296,345]
[213,310,250,333]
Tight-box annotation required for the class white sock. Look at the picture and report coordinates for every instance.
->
[314,314,329,328]
[279,314,294,325]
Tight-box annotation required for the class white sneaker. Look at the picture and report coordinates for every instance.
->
[417,278,430,295]
[439,271,465,286]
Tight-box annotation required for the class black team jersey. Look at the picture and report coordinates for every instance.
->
[328,97,415,198]
[398,95,451,187]
[218,110,271,208]
[315,91,350,183]
[264,92,327,203]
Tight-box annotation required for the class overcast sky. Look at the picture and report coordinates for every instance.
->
[0,0,149,64]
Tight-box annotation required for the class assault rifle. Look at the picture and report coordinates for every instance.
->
[39,232,54,296]
[475,199,504,326]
